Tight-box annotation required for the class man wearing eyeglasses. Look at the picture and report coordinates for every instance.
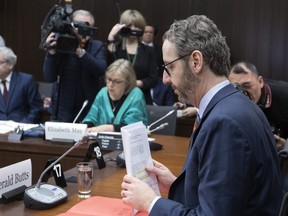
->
[0,47,43,123]
[43,9,107,122]
[120,15,282,216]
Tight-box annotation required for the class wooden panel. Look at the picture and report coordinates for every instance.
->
[1,0,288,82]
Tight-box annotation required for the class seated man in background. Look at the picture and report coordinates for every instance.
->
[0,47,43,123]
[82,59,147,133]
[229,61,288,150]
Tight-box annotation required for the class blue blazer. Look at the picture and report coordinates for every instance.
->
[0,71,43,123]
[151,84,283,216]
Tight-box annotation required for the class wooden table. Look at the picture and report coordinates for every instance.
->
[0,135,190,216]
[0,134,100,183]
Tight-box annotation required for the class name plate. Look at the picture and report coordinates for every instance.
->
[96,132,123,151]
[45,122,87,142]
[0,159,32,199]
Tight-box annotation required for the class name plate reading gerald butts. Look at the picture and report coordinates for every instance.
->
[45,122,87,142]
[0,159,32,199]
[96,132,123,151]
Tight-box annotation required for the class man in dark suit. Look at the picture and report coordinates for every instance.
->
[120,15,282,215]
[43,9,107,122]
[229,61,288,150]
[0,46,43,123]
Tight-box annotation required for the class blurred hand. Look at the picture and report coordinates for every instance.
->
[87,125,114,133]
[108,23,126,41]
[45,32,57,55]
[182,107,198,117]
[146,160,176,194]
[173,102,186,109]
[274,134,286,151]
[121,175,157,212]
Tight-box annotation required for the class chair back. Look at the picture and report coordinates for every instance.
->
[146,105,177,136]
[37,81,52,99]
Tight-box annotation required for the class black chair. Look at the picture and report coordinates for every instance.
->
[37,81,52,99]
[146,105,177,136]
[278,141,288,216]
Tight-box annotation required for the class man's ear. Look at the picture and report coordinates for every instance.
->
[188,50,203,73]
[258,75,264,88]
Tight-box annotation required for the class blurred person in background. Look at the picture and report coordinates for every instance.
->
[0,46,43,123]
[107,9,158,105]
[43,9,107,122]
[82,59,147,132]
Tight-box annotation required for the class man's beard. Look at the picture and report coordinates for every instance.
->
[176,65,198,104]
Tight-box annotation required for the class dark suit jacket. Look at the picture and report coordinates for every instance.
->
[151,84,282,216]
[0,71,43,123]
[43,40,107,122]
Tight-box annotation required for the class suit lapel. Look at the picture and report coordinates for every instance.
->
[180,84,238,173]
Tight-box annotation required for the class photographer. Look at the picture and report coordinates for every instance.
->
[43,9,107,122]
[107,9,158,105]
[229,61,288,150]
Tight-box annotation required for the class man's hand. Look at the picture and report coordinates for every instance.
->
[45,32,57,55]
[274,134,286,151]
[121,175,157,212]
[146,160,176,194]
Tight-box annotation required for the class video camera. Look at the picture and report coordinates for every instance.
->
[39,1,98,54]
[118,27,143,37]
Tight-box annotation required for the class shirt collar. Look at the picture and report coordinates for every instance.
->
[1,72,12,83]
[198,80,230,118]
[142,41,154,47]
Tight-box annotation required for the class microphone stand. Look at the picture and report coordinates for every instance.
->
[24,135,95,210]
[72,100,88,123]
[147,110,175,133]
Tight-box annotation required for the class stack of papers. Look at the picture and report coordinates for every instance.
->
[0,120,39,134]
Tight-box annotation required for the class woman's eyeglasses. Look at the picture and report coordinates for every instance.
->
[106,78,125,85]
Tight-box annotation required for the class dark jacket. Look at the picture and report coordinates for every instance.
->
[258,79,288,139]
[43,40,107,122]
[151,84,282,216]
[107,42,158,105]
[0,71,43,123]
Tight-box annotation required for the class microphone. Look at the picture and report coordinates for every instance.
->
[148,122,169,134]
[23,135,93,210]
[72,100,88,123]
[147,110,175,133]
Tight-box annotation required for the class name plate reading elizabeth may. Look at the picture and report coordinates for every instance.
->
[45,122,87,142]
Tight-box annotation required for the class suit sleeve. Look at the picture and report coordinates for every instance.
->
[150,115,254,216]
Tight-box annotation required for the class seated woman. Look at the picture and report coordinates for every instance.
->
[82,59,148,133]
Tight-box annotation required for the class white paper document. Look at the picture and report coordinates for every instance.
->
[121,122,160,197]
[0,120,39,134]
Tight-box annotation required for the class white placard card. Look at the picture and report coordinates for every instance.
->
[45,122,87,141]
[0,159,32,198]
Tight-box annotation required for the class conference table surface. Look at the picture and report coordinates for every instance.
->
[0,134,190,216]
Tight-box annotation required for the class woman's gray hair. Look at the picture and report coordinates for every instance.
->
[163,15,231,76]
[105,59,136,94]
[0,46,17,66]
